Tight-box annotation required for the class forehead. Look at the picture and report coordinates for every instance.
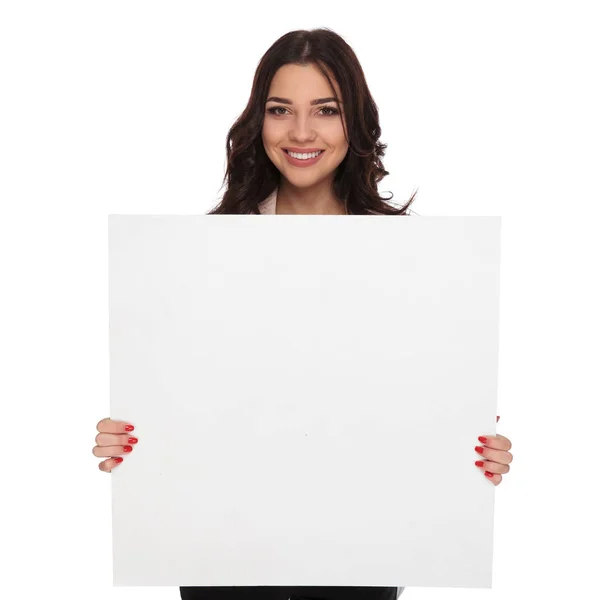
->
[268,63,341,101]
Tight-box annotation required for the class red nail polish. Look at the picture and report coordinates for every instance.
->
[475,446,484,454]
[485,471,493,478]
[475,460,484,467]
[114,457,123,463]
[128,437,138,444]
[478,436,488,444]
[123,445,133,452]
[125,425,135,432]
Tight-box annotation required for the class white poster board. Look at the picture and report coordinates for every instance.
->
[108,214,501,589]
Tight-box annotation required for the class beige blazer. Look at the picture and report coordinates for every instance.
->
[257,188,278,214]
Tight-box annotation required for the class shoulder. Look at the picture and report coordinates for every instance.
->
[258,189,277,214]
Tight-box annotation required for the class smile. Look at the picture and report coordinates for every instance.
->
[282,149,325,167]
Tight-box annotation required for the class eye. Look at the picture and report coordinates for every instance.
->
[266,106,340,116]
[267,106,288,116]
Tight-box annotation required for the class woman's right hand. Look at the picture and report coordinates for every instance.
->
[93,417,138,472]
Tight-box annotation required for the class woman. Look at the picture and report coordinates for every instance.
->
[208,29,415,218]
[93,28,513,600]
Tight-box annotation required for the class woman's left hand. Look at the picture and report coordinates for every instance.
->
[474,415,513,486]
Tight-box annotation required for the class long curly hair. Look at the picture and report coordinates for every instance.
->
[208,28,418,216]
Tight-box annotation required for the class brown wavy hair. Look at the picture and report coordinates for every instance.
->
[208,27,418,216]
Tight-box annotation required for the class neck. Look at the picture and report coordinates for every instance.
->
[276,178,346,215]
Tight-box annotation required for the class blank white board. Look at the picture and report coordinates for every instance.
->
[108,214,501,589]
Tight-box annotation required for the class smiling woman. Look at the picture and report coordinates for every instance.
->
[187,27,410,600]
[260,65,350,216]
[208,27,418,217]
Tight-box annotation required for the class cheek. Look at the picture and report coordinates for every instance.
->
[262,119,285,140]
[328,123,348,150]
[262,121,275,142]
[331,136,349,165]
[331,140,349,161]
[261,125,269,144]
[262,128,276,157]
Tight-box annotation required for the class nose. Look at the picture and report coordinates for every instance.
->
[289,114,316,143]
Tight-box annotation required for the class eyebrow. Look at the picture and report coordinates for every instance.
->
[266,96,343,105]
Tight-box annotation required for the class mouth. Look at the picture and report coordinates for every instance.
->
[282,148,326,167]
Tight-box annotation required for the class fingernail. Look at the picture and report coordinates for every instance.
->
[123,445,133,452]
[475,460,484,467]
[115,457,123,464]
[125,425,135,432]
[128,437,138,444]
[478,436,488,444]
[475,446,484,454]
[485,471,494,478]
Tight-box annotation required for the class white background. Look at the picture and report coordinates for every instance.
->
[0,1,598,599]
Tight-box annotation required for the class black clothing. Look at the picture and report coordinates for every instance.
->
[180,587,400,600]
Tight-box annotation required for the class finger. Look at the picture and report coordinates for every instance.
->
[96,418,135,434]
[474,459,510,475]
[95,432,139,447]
[92,444,134,458]
[475,444,513,465]
[478,434,512,451]
[494,433,512,449]
[99,457,124,473]
[484,471,502,486]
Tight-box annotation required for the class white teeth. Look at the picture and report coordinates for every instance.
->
[288,150,323,160]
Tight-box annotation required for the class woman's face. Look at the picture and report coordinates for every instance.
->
[262,63,349,188]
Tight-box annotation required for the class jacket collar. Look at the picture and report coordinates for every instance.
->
[258,188,277,214]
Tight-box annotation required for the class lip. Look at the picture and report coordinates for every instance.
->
[283,147,324,153]
[282,148,325,168]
